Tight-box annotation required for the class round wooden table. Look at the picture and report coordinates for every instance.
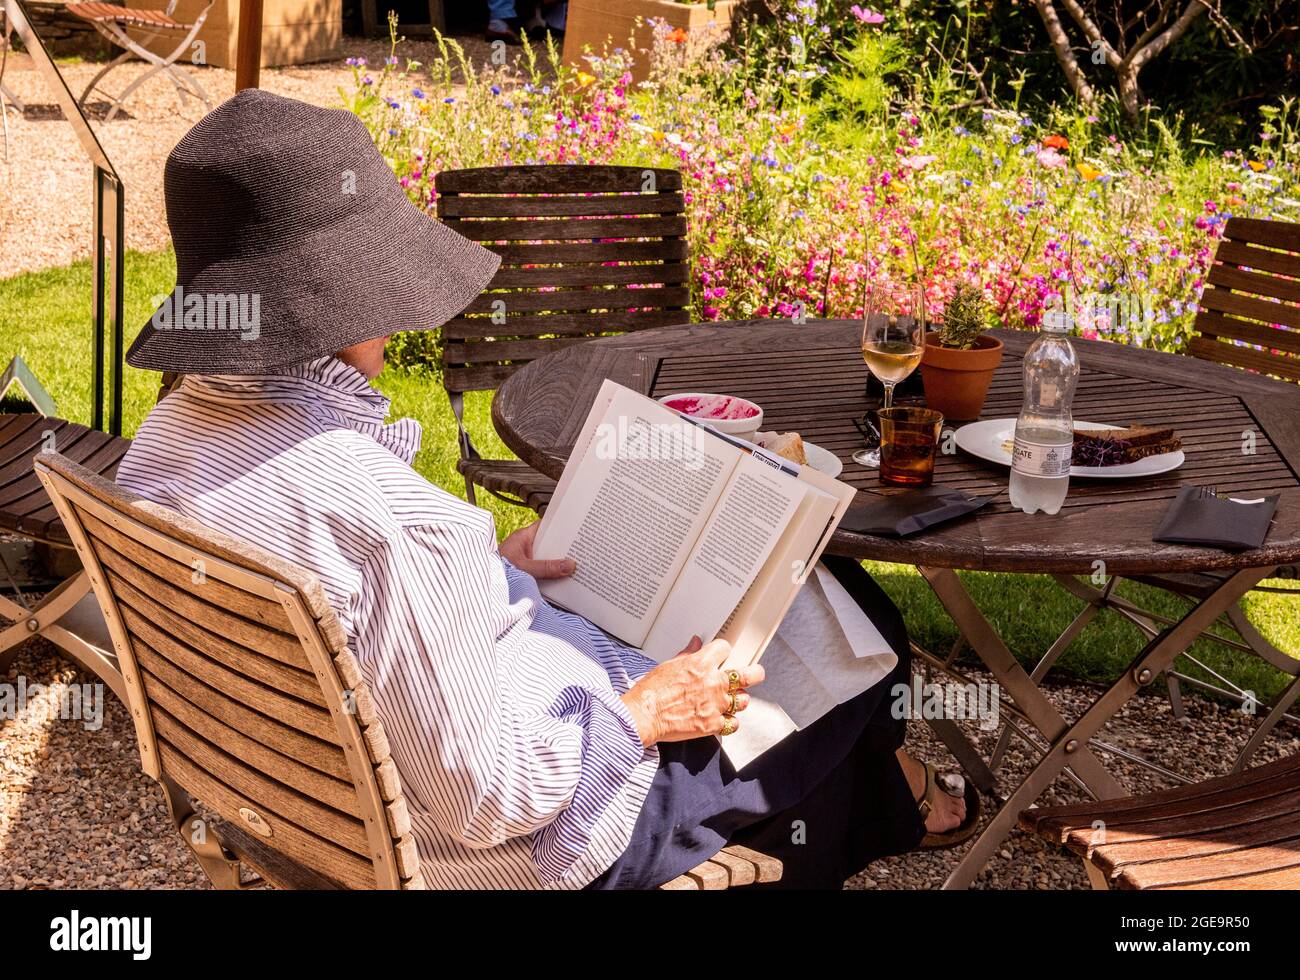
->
[493,319,1300,887]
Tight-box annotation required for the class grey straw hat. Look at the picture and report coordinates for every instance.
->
[126,89,500,374]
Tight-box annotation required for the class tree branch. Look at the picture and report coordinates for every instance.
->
[1057,0,1123,67]
[1130,0,1210,69]
[1031,0,1099,103]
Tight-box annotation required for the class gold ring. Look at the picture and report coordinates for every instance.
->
[726,691,739,714]
[719,714,738,737]
[726,669,742,693]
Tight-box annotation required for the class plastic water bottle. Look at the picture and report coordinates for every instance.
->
[1010,306,1080,515]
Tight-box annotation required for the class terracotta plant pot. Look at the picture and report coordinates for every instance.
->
[919,332,1004,422]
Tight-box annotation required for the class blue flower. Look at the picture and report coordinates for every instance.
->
[490,85,501,96]
[412,88,426,99]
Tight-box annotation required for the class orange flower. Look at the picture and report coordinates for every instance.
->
[1226,195,1246,207]
[1247,160,1267,172]
[1075,162,1103,181]
[667,28,688,44]
[576,71,596,88]
[1043,134,1069,150]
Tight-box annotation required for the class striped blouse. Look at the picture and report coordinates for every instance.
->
[115,356,660,889]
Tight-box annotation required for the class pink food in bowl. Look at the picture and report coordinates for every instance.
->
[658,391,764,440]
[661,394,759,421]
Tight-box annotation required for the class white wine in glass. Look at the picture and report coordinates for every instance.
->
[862,340,924,384]
[853,290,926,467]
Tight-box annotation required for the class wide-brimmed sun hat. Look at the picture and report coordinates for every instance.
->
[126,89,500,374]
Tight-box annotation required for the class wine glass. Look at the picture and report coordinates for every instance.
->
[852,284,926,467]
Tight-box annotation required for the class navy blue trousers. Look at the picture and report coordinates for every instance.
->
[587,556,924,890]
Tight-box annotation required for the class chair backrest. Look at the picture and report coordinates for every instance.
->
[34,452,423,890]
[1188,216,1300,382]
[434,164,690,393]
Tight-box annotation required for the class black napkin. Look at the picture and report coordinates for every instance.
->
[1153,486,1279,550]
[842,487,996,537]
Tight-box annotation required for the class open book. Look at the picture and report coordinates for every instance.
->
[533,380,857,668]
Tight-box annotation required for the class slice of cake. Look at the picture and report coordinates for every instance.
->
[1072,425,1181,466]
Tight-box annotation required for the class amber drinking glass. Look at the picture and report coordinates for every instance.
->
[879,406,943,488]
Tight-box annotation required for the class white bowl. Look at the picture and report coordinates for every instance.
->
[657,391,764,441]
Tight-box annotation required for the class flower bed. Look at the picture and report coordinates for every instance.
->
[341,4,1299,365]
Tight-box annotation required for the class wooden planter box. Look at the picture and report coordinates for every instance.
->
[133,0,342,69]
[562,0,741,84]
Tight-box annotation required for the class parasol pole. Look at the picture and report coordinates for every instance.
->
[234,0,263,90]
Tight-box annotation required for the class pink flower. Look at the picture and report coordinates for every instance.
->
[850,6,884,24]
[1036,148,1067,170]
[902,154,937,170]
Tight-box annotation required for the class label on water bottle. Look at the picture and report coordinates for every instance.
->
[1011,438,1072,477]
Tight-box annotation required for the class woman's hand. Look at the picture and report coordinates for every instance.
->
[621,637,764,747]
[499,521,576,580]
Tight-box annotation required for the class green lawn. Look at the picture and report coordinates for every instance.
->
[2,249,1297,703]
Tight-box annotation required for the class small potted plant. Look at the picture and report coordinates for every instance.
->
[920,282,1005,421]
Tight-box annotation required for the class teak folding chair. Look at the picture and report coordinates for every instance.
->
[0,414,133,703]
[0,6,24,114]
[34,451,782,890]
[1036,217,1300,775]
[35,451,423,890]
[0,370,192,702]
[67,0,214,122]
[434,164,691,512]
[1021,751,1300,889]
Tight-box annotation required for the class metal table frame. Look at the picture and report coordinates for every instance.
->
[914,564,1273,889]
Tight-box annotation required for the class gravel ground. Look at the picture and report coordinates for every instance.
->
[3,628,1295,890]
[0,34,521,279]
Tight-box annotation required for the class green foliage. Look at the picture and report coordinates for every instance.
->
[386,328,443,380]
[815,30,907,148]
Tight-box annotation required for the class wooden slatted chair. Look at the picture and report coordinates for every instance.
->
[434,164,691,511]
[67,0,214,122]
[659,845,783,890]
[1062,217,1300,772]
[34,450,782,890]
[1185,216,1300,380]
[0,414,133,702]
[1,6,25,122]
[35,451,423,890]
[1020,752,1300,889]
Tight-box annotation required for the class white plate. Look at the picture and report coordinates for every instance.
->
[954,418,1185,480]
[802,441,843,479]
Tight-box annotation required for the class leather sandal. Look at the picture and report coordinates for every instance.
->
[916,762,980,850]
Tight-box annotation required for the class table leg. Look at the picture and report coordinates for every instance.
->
[940,565,1270,889]
[988,593,1102,772]
[923,717,1000,796]
[919,567,1127,799]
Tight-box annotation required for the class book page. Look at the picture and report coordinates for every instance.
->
[533,382,741,646]
[716,484,839,669]
[640,453,806,662]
